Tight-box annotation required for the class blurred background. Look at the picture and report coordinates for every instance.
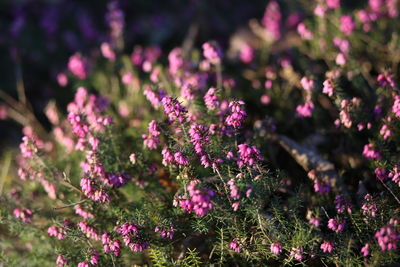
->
[0,0,276,150]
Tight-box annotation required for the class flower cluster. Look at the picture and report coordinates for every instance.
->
[175,181,215,217]
[117,222,148,252]
[237,144,261,169]
[13,208,33,223]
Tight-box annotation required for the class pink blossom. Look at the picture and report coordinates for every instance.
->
[56,72,68,87]
[361,243,370,257]
[296,101,314,118]
[262,1,281,40]
[300,77,315,91]
[322,79,334,97]
[326,0,340,9]
[290,247,303,261]
[328,218,345,233]
[297,23,314,40]
[362,144,381,160]
[101,42,116,61]
[13,208,33,223]
[240,43,254,63]
[68,53,87,80]
[375,224,399,251]
[320,241,334,253]
[392,95,400,118]
[237,144,261,169]
[229,240,241,252]
[56,255,67,267]
[270,242,282,255]
[225,100,247,129]
[204,88,219,110]
[202,42,221,64]
[340,15,355,36]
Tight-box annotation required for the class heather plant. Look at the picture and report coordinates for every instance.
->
[1,0,400,266]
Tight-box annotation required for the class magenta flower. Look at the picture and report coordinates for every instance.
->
[162,96,187,123]
[375,224,399,251]
[229,240,241,252]
[296,101,314,118]
[392,95,400,118]
[320,241,334,253]
[328,218,345,233]
[262,1,282,40]
[142,120,160,150]
[290,247,304,261]
[361,243,370,257]
[237,144,261,169]
[322,79,334,97]
[225,100,247,129]
[270,242,282,255]
[340,15,355,36]
[202,42,222,64]
[326,0,340,9]
[204,88,219,110]
[300,77,315,91]
[56,255,67,267]
[48,225,66,240]
[68,53,88,80]
[362,144,381,160]
[174,152,189,166]
[13,208,33,223]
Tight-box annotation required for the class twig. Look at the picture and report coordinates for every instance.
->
[380,180,400,205]
[53,199,87,210]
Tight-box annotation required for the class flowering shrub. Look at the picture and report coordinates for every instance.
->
[1,0,400,266]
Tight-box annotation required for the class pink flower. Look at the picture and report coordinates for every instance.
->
[270,242,282,255]
[340,15,355,36]
[326,0,340,9]
[336,53,347,65]
[68,53,87,80]
[362,144,381,160]
[56,255,67,267]
[314,4,327,17]
[262,1,282,40]
[177,181,215,217]
[13,208,33,223]
[174,152,189,166]
[74,205,94,219]
[300,77,315,91]
[297,23,314,40]
[237,144,262,169]
[202,42,221,64]
[227,179,241,200]
[392,95,400,118]
[225,100,247,129]
[162,96,187,123]
[361,243,370,257]
[309,217,320,227]
[229,240,241,252]
[48,225,66,240]
[362,194,378,217]
[290,247,303,261]
[261,95,271,105]
[204,88,219,110]
[101,42,116,61]
[328,218,345,233]
[240,43,254,63]
[322,79,334,97]
[320,241,334,253]
[296,101,314,118]
[129,153,137,164]
[375,224,398,251]
[142,120,160,150]
[56,72,68,87]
